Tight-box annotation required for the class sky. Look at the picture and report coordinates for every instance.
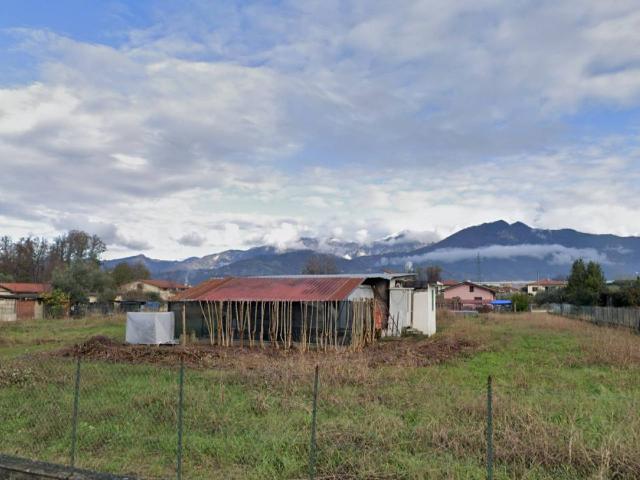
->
[1,0,640,260]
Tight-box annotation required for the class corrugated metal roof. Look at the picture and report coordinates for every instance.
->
[257,273,414,280]
[0,283,51,294]
[142,279,188,290]
[171,278,230,301]
[176,276,365,302]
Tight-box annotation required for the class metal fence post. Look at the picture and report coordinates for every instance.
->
[486,375,493,480]
[176,357,185,480]
[309,364,319,480]
[70,355,81,468]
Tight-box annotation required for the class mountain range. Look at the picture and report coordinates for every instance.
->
[103,221,640,284]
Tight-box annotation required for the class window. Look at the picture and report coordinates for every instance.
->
[469,285,475,292]
[474,296,482,301]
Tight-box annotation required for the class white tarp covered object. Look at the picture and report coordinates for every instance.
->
[126,312,176,345]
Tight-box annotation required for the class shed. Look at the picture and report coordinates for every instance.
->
[169,276,378,350]
[0,283,50,321]
[169,273,436,349]
[126,312,176,345]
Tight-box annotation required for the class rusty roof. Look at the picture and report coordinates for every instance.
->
[0,283,51,294]
[171,278,230,301]
[137,279,189,290]
[174,276,365,302]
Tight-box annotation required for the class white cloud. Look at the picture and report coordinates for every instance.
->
[260,222,307,251]
[112,153,148,171]
[384,244,610,267]
[1,2,640,259]
[51,215,151,251]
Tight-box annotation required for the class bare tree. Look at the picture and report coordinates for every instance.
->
[414,265,442,283]
[302,254,339,274]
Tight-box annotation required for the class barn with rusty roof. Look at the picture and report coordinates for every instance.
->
[168,273,436,350]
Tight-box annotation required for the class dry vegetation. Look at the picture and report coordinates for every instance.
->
[2,312,640,479]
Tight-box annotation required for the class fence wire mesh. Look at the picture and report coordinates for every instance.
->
[1,355,640,479]
[0,358,75,465]
[72,360,180,478]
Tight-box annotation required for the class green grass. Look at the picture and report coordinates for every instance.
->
[0,315,124,359]
[1,313,640,479]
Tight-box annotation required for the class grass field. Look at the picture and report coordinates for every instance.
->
[1,312,640,479]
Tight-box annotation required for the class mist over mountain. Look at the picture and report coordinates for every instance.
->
[104,221,640,283]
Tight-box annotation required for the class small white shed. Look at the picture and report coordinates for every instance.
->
[411,286,437,336]
[126,312,176,345]
[388,285,437,336]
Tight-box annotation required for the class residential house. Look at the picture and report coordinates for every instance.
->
[435,279,459,294]
[442,281,496,309]
[525,279,567,296]
[118,279,189,302]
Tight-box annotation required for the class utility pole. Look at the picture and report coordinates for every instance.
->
[476,253,482,283]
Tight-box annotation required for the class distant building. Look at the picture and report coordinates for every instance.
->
[525,279,567,296]
[436,279,459,294]
[0,283,51,321]
[493,284,521,296]
[442,281,496,309]
[118,279,189,302]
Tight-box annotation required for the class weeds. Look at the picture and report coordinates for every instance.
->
[1,312,640,478]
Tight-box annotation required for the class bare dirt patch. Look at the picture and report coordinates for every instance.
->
[49,333,481,370]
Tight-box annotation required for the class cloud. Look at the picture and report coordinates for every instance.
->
[112,153,148,171]
[51,216,151,251]
[1,2,640,259]
[379,230,441,246]
[176,232,206,247]
[382,244,610,267]
[259,222,308,251]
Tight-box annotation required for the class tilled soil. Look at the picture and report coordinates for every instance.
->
[50,334,481,369]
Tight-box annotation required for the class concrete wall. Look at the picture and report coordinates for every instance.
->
[0,298,17,322]
[34,301,44,320]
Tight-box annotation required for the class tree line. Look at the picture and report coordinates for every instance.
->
[0,231,105,283]
[0,231,150,307]
[535,259,640,307]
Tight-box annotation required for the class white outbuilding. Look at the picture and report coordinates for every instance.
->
[126,312,176,345]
